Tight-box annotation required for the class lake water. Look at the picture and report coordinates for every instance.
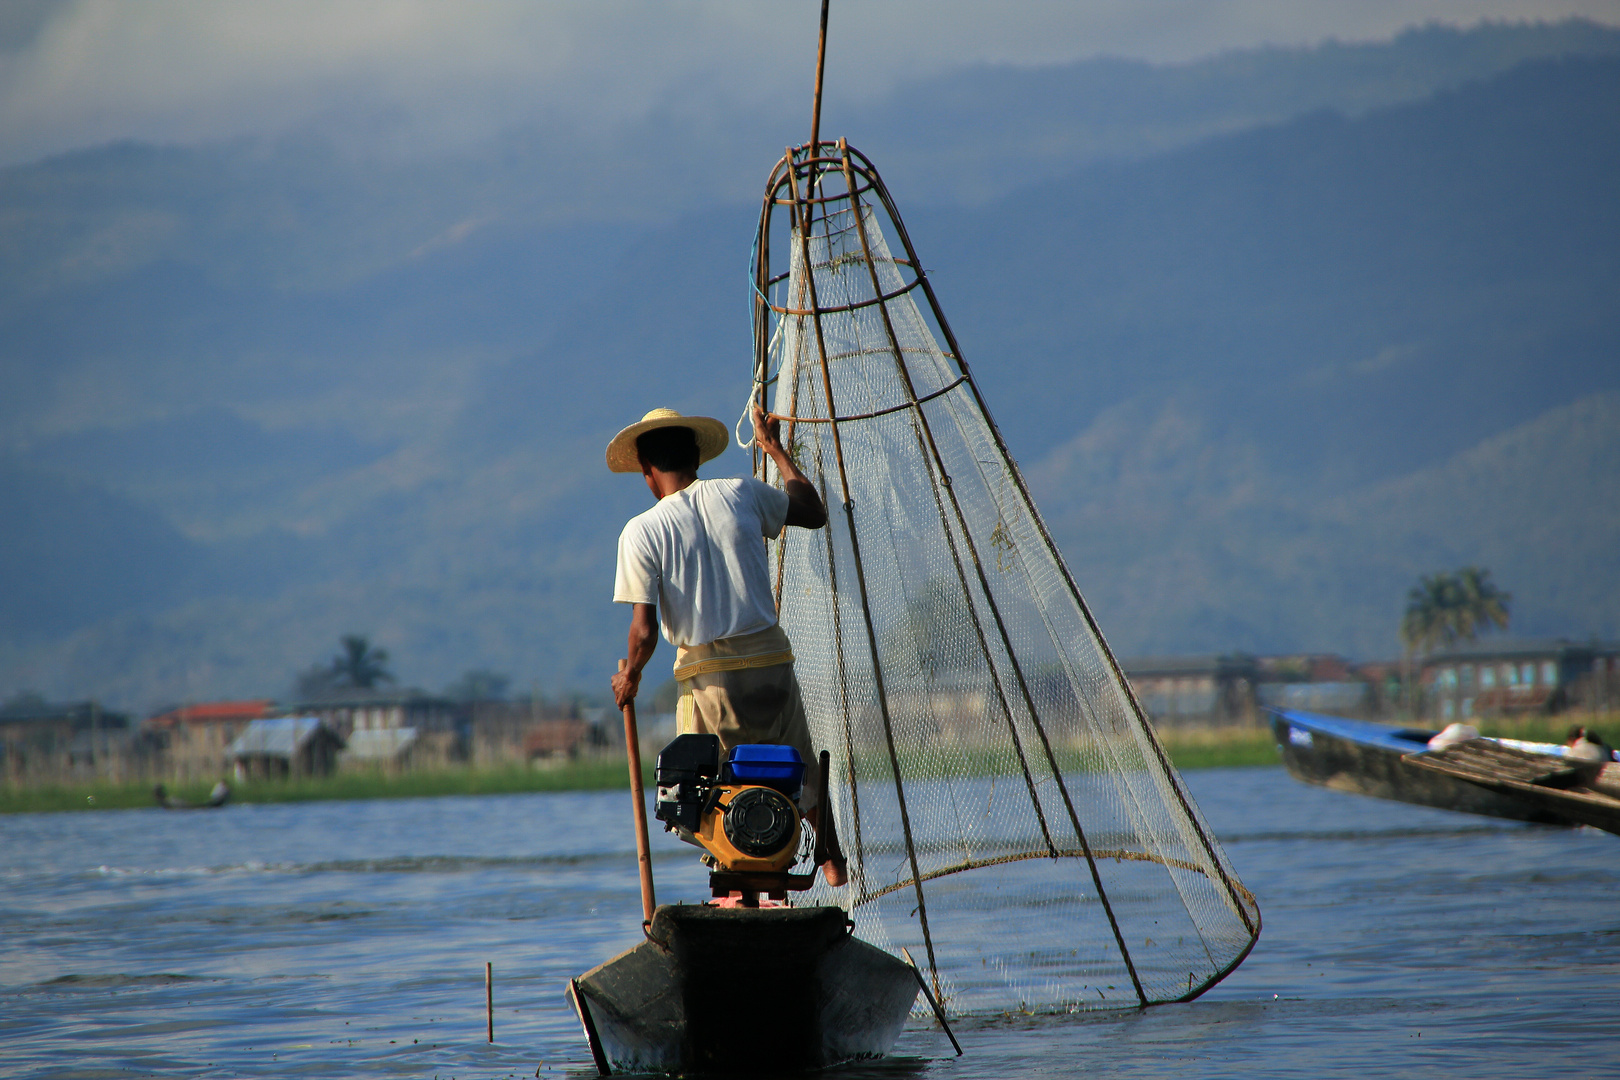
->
[3,767,1616,1079]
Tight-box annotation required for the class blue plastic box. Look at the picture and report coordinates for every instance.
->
[725,744,806,795]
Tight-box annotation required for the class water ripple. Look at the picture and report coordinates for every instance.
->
[0,772,1615,1079]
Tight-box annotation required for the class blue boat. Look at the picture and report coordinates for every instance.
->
[1268,708,1620,833]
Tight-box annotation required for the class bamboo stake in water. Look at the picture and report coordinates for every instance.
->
[619,659,657,923]
[485,961,493,1043]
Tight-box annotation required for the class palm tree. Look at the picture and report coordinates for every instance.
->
[1399,568,1510,717]
[1455,566,1511,639]
[1400,567,1511,655]
[330,635,395,690]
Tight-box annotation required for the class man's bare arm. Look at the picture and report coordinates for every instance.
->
[611,602,658,708]
[752,403,827,529]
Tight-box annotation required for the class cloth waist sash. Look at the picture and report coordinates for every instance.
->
[673,624,794,682]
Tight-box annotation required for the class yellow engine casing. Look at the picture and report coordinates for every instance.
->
[689,784,802,873]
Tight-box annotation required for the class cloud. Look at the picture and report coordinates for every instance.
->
[0,0,1614,167]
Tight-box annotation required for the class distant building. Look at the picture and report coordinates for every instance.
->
[466,699,606,765]
[343,727,420,768]
[0,699,132,781]
[229,717,345,779]
[1256,681,1374,716]
[1121,655,1259,728]
[1255,655,1354,683]
[1254,654,1374,718]
[630,710,678,758]
[1419,639,1620,721]
[1594,647,1620,715]
[292,688,469,765]
[144,700,275,779]
[1349,660,1409,718]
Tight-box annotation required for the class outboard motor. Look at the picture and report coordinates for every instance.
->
[655,733,810,903]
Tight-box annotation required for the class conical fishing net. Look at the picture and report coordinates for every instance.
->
[748,140,1260,1015]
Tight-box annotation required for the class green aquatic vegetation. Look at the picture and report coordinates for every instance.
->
[0,759,654,814]
[1156,727,1282,770]
[0,722,1319,813]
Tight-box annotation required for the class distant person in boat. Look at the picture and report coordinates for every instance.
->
[607,404,846,887]
[152,780,231,810]
[1566,725,1612,763]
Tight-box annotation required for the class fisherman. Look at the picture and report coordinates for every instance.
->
[1566,725,1612,764]
[608,403,846,886]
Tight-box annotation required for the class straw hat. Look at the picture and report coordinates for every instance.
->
[605,408,730,473]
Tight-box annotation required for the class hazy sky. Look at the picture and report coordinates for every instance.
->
[1,0,1616,166]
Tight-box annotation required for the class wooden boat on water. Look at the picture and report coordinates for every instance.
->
[568,735,930,1074]
[1269,708,1620,835]
[152,781,231,810]
[569,904,921,1074]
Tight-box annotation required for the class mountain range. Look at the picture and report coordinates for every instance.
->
[1,21,1616,711]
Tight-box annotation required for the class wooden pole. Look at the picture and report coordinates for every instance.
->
[485,961,493,1043]
[808,0,829,153]
[620,659,657,923]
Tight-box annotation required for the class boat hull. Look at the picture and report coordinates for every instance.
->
[1405,738,1620,836]
[568,904,919,1074]
[1268,709,1577,826]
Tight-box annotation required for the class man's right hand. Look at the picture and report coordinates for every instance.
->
[616,605,659,709]
[612,665,640,709]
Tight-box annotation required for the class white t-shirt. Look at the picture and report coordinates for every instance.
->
[613,477,791,648]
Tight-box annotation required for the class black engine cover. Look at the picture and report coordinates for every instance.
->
[655,733,721,833]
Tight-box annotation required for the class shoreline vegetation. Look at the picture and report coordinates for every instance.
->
[2,715,1603,815]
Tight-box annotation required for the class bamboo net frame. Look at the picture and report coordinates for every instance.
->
[746,138,1261,1015]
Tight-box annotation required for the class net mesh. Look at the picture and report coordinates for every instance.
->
[752,141,1259,1016]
